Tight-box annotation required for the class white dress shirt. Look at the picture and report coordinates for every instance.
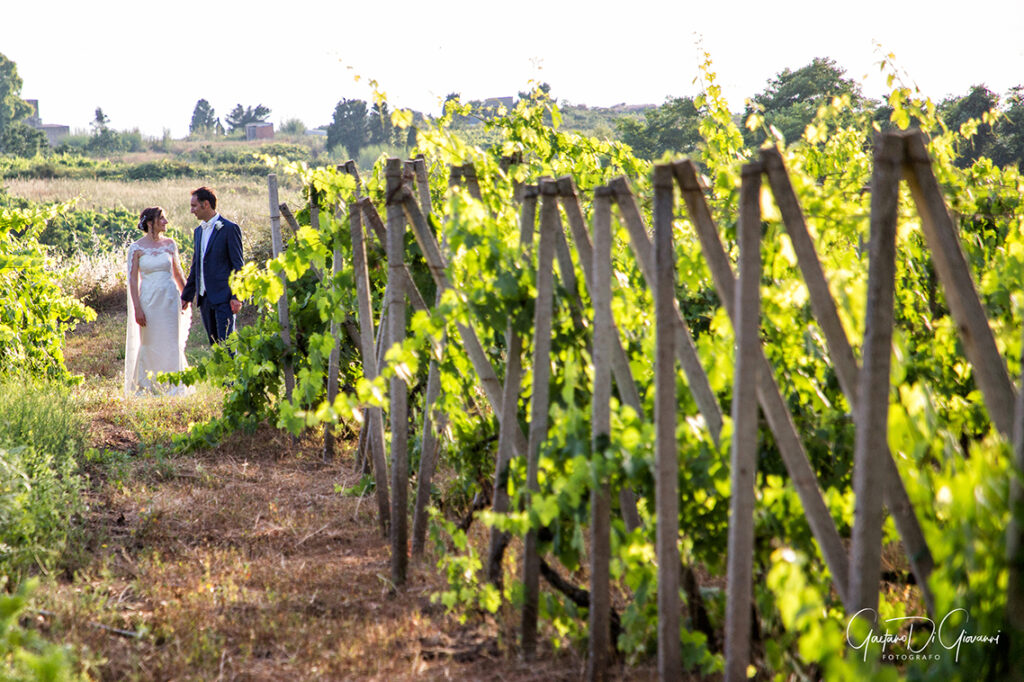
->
[198,213,221,296]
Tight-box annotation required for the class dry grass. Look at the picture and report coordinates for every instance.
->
[37,301,618,680]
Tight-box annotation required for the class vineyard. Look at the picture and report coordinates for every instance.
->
[2,58,1023,679]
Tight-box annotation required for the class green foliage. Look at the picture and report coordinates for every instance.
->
[0,122,47,158]
[743,56,870,147]
[189,99,220,135]
[0,52,32,132]
[327,98,369,159]
[174,53,1024,676]
[0,579,76,682]
[0,200,95,380]
[0,379,86,581]
[225,103,271,133]
[616,97,702,159]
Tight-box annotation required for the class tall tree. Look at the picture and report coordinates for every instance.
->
[189,98,219,134]
[993,86,1024,170]
[0,52,32,133]
[368,101,393,146]
[616,97,702,159]
[225,103,271,133]
[326,98,368,158]
[939,85,1000,168]
[744,57,867,146]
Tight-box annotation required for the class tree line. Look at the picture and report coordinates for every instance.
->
[3,50,1023,171]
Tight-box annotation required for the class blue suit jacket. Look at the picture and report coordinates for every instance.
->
[181,217,244,306]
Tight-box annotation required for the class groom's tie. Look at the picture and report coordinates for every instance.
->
[198,221,214,296]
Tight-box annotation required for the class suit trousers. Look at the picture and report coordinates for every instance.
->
[198,295,235,345]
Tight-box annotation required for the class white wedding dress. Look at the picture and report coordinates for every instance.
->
[124,241,193,396]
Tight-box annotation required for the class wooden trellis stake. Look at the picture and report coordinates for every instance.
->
[850,134,902,615]
[652,165,681,678]
[521,179,560,659]
[901,131,1017,437]
[410,159,447,556]
[586,185,613,682]
[760,147,936,613]
[399,188,530,457]
[267,174,295,401]
[670,162,852,606]
[487,185,538,584]
[608,177,724,446]
[724,162,763,681]
[385,159,410,586]
[349,202,390,536]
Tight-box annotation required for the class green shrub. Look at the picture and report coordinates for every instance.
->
[0,380,86,581]
[0,578,75,682]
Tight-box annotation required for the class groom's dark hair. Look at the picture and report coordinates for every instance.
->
[192,186,217,210]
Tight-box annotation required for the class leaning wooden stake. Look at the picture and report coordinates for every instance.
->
[350,204,390,536]
[760,147,935,613]
[385,159,410,586]
[487,185,538,583]
[411,165,447,556]
[724,163,763,682]
[400,189,530,456]
[316,191,343,462]
[608,177,723,446]
[522,181,559,659]
[586,185,614,682]
[850,134,902,615]
[267,174,295,401]
[670,161,850,605]
[901,131,1017,437]
[652,165,681,679]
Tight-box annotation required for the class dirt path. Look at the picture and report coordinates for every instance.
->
[44,306,589,680]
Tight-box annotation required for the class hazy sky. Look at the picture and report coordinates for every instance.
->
[3,0,1022,137]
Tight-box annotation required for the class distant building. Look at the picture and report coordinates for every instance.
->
[245,122,274,141]
[22,99,69,146]
[483,96,515,110]
[305,128,327,137]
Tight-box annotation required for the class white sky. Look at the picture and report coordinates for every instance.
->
[3,0,1023,138]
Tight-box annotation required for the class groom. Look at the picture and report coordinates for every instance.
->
[181,186,243,345]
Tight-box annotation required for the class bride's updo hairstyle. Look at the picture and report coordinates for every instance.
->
[138,206,162,232]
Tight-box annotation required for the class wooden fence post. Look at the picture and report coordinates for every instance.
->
[724,162,763,682]
[267,174,295,402]
[522,180,559,659]
[385,158,410,586]
[586,185,614,682]
[850,134,903,616]
[760,147,935,614]
[349,203,390,536]
[652,164,681,679]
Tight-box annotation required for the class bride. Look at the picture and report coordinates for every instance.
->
[124,206,193,396]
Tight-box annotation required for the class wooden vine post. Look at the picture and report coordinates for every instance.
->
[385,158,410,586]
[724,162,763,681]
[652,164,680,679]
[487,185,538,583]
[586,185,614,682]
[522,179,559,659]
[349,202,390,537]
[410,158,446,556]
[267,174,294,401]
